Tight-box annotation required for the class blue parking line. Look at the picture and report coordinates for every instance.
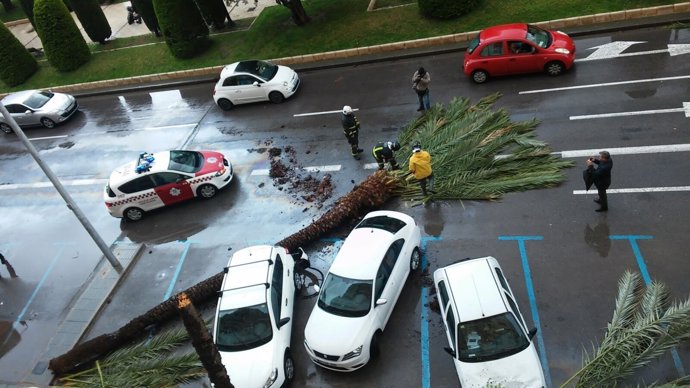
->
[420,236,441,388]
[498,236,552,388]
[15,244,67,324]
[609,235,686,377]
[163,241,193,301]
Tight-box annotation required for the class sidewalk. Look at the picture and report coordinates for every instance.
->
[5,0,278,50]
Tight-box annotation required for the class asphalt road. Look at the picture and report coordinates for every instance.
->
[1,24,689,387]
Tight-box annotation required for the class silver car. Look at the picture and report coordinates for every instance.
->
[1,90,79,134]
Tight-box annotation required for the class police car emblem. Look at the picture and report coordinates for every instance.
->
[170,187,181,196]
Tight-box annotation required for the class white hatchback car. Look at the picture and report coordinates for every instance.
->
[213,245,308,388]
[304,210,421,372]
[104,150,233,221]
[213,60,300,110]
[433,256,546,388]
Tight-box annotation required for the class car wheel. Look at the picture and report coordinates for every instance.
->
[40,117,56,128]
[0,123,13,134]
[197,184,217,199]
[217,98,233,111]
[283,349,295,385]
[545,61,565,76]
[269,91,285,104]
[472,70,488,84]
[369,331,381,359]
[124,207,144,222]
[410,247,421,272]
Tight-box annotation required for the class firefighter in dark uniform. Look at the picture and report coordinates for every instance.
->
[372,141,401,170]
[341,105,364,159]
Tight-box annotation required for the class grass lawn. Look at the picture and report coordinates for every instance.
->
[1,0,680,92]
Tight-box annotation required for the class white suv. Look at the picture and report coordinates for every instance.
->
[212,245,308,388]
[304,210,421,371]
[433,256,546,387]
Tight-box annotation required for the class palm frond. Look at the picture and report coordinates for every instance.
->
[601,271,643,348]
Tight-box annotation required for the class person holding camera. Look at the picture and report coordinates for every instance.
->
[586,151,613,212]
[412,67,431,112]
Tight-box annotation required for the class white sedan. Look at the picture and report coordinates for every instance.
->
[213,60,300,110]
[303,211,421,372]
[213,245,308,388]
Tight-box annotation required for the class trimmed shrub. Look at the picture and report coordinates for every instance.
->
[131,0,160,36]
[18,0,36,28]
[418,0,480,19]
[0,22,38,87]
[67,0,111,44]
[34,0,90,72]
[153,0,210,59]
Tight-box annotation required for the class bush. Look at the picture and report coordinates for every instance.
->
[153,0,210,59]
[417,0,480,19]
[34,0,90,71]
[67,0,112,44]
[18,0,35,27]
[0,22,37,86]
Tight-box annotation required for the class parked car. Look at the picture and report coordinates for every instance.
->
[104,150,233,221]
[433,256,546,387]
[1,90,79,134]
[213,60,300,111]
[303,210,422,372]
[463,23,576,83]
[213,245,308,388]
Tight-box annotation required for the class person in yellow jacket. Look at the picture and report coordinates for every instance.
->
[408,143,435,196]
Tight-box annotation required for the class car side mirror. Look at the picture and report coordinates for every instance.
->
[24,110,32,115]
[278,317,290,328]
[253,81,260,87]
[375,298,388,306]
[528,327,538,339]
[444,347,456,357]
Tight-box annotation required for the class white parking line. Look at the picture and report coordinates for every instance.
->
[293,108,359,117]
[557,144,690,158]
[250,165,342,176]
[0,178,107,190]
[518,75,690,94]
[573,186,690,195]
[29,135,69,141]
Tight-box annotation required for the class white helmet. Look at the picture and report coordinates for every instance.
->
[342,105,353,115]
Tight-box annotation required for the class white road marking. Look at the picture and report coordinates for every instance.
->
[250,165,342,176]
[574,186,690,195]
[293,108,359,117]
[140,123,197,131]
[0,179,107,190]
[518,75,690,94]
[557,144,690,158]
[26,123,197,141]
[570,102,690,120]
[577,42,690,62]
[364,163,379,170]
[29,135,69,141]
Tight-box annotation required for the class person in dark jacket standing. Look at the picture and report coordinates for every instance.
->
[412,67,431,112]
[372,141,401,170]
[587,150,613,212]
[341,105,364,159]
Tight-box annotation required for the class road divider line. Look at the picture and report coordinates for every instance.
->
[293,108,359,117]
[570,104,689,120]
[0,179,107,190]
[250,165,341,176]
[573,186,690,195]
[519,75,690,94]
[363,163,379,170]
[557,143,690,158]
[28,135,69,141]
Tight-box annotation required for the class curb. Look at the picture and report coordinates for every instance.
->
[5,3,690,98]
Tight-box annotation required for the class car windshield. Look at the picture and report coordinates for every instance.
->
[22,91,54,109]
[215,303,273,351]
[317,273,372,318]
[235,60,279,82]
[456,312,530,362]
[168,150,203,173]
[525,25,552,48]
[467,36,480,54]
[356,215,406,233]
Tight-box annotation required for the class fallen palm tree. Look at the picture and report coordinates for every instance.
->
[50,93,572,376]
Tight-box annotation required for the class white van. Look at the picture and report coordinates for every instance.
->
[433,256,546,388]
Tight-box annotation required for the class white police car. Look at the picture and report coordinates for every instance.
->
[104,150,233,221]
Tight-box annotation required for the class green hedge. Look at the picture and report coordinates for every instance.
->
[67,0,111,44]
[34,0,90,71]
[153,0,210,59]
[0,22,37,86]
[418,0,480,19]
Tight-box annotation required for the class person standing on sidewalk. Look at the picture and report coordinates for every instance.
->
[408,143,435,196]
[586,150,613,212]
[412,67,431,112]
[341,105,364,159]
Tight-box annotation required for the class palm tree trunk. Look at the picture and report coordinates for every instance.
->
[49,171,395,375]
[177,293,233,388]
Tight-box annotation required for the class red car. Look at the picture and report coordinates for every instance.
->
[463,24,576,83]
